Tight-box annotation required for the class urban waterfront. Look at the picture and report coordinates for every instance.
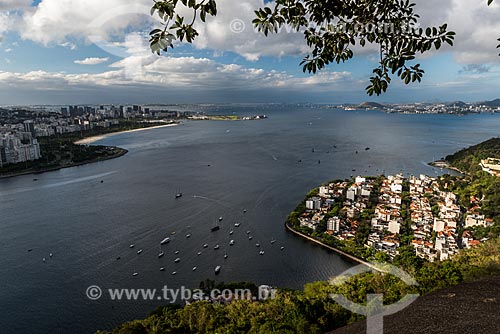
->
[1,105,500,334]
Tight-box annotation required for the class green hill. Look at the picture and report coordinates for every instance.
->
[446,137,500,173]
[478,98,500,108]
[358,102,385,109]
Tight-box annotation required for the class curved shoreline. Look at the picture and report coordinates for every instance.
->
[1,123,178,179]
[285,222,381,271]
[428,160,467,175]
[74,123,179,145]
[0,147,128,179]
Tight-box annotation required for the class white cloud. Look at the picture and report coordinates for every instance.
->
[60,41,77,50]
[19,0,308,61]
[0,12,12,39]
[15,0,500,68]
[189,0,309,61]
[415,0,500,65]
[74,57,109,65]
[20,0,154,45]
[0,0,32,11]
[0,0,31,39]
[0,55,354,94]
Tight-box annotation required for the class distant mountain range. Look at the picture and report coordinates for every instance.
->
[357,102,386,109]
[446,101,468,107]
[355,99,500,108]
[479,98,500,107]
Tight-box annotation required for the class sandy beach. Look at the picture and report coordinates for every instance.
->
[74,123,179,145]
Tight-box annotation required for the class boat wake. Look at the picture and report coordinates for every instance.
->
[0,171,117,196]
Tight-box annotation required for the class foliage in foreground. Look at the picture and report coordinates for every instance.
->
[149,0,458,96]
[99,234,500,334]
[101,137,500,334]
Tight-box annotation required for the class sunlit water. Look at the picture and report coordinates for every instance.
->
[1,105,499,333]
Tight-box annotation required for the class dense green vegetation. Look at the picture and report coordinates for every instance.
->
[446,137,500,174]
[286,177,385,261]
[100,236,500,334]
[0,121,167,177]
[102,139,500,334]
[443,138,500,217]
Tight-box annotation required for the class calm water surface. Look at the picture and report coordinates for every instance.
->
[1,106,499,333]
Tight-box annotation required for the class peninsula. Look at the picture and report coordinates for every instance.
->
[101,138,500,334]
[0,104,268,178]
[0,120,175,178]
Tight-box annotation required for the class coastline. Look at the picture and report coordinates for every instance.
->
[74,123,179,145]
[285,222,381,271]
[0,147,128,179]
[1,122,179,179]
[428,160,467,175]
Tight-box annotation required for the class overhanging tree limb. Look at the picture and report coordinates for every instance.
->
[148,1,493,96]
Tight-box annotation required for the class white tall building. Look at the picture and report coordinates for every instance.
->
[0,132,41,167]
[327,217,341,233]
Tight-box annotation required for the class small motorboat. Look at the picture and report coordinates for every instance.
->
[230,240,235,246]
[160,267,165,271]
[214,244,220,250]
[174,258,181,263]
[203,244,209,248]
[192,267,197,271]
[214,266,221,274]
[137,249,143,255]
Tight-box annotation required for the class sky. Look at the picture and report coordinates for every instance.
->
[0,0,500,105]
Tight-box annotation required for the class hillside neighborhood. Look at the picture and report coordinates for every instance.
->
[298,173,493,261]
